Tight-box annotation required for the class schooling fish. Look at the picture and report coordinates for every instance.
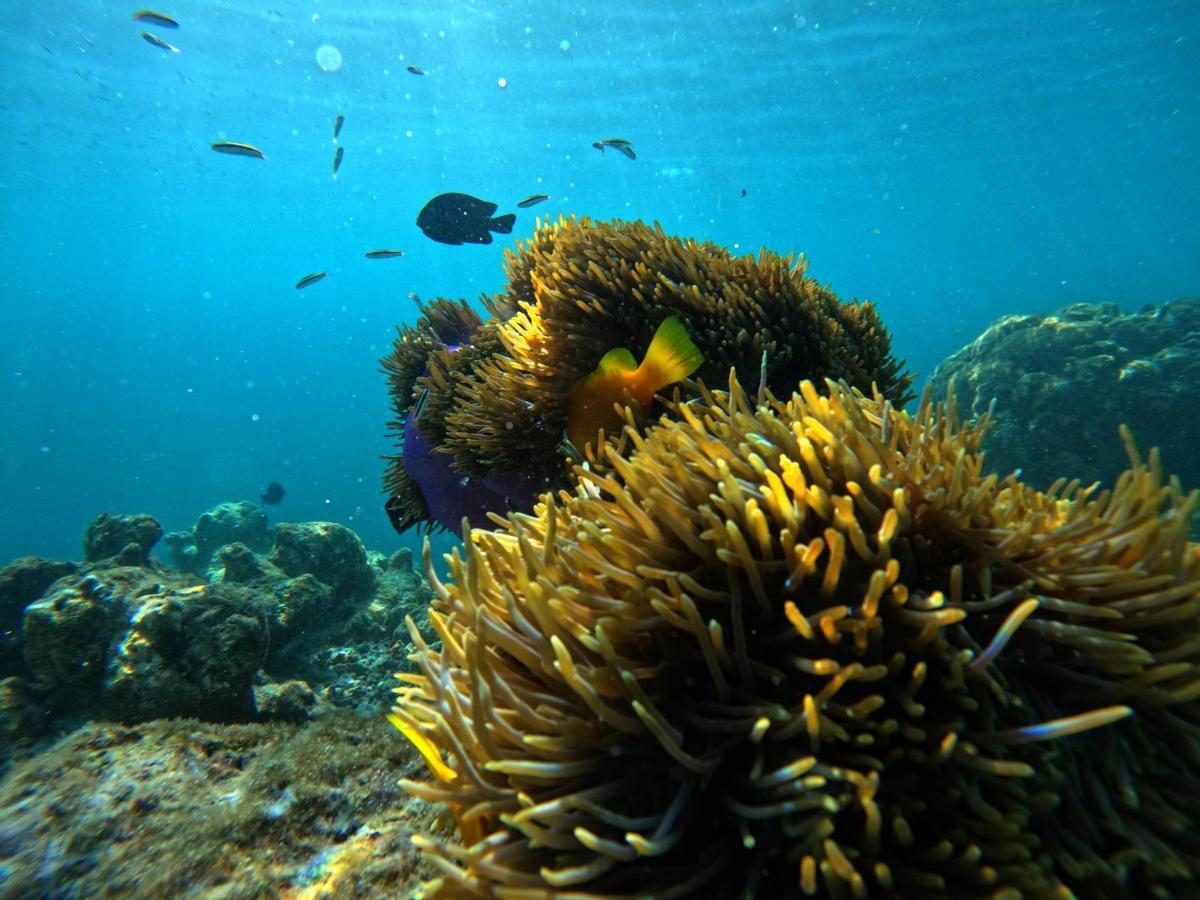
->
[211,141,265,159]
[365,249,406,259]
[517,193,549,208]
[592,137,635,160]
[332,145,344,177]
[416,192,515,246]
[260,481,285,505]
[295,271,328,289]
[566,315,703,451]
[406,65,426,75]
[132,9,179,28]
[141,31,180,53]
[333,113,345,141]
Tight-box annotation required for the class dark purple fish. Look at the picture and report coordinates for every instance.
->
[332,145,344,177]
[406,65,426,76]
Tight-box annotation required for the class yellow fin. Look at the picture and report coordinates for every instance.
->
[596,347,638,375]
[387,711,457,782]
[641,315,704,387]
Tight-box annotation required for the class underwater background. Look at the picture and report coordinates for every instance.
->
[1,0,1198,565]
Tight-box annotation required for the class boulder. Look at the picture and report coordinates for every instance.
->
[268,522,376,602]
[83,513,163,565]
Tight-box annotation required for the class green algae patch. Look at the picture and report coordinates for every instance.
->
[0,713,442,897]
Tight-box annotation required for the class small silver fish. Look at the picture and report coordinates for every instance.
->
[132,9,179,28]
[141,31,180,53]
[406,65,426,76]
[593,137,635,160]
[295,272,328,289]
[407,291,422,304]
[333,145,344,177]
[517,193,549,208]
[333,113,344,141]
[211,141,265,159]
[365,249,406,259]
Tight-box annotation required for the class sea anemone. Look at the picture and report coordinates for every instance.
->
[391,375,1200,898]
[381,217,911,533]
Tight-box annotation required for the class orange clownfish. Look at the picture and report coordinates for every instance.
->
[566,315,704,452]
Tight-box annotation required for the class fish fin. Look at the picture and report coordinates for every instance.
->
[640,315,703,388]
[596,347,638,375]
[489,213,516,234]
[386,712,457,782]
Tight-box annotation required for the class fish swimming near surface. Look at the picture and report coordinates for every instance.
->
[260,482,285,505]
[132,9,179,27]
[416,192,516,246]
[332,145,344,177]
[333,113,344,141]
[592,138,635,160]
[295,271,327,289]
[365,249,406,259]
[141,31,180,53]
[406,65,426,75]
[211,141,265,159]
[566,315,703,451]
[517,193,550,208]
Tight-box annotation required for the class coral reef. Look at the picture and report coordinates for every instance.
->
[382,217,911,533]
[0,505,443,897]
[1,510,431,767]
[929,298,1200,492]
[0,714,436,897]
[392,376,1200,898]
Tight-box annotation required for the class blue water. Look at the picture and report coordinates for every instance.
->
[1,0,1197,564]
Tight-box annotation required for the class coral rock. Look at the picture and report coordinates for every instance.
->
[194,501,271,565]
[268,522,376,601]
[930,298,1200,491]
[22,575,126,705]
[267,573,332,636]
[215,541,281,584]
[103,584,267,723]
[163,530,201,574]
[253,679,319,722]
[0,556,77,677]
[83,513,163,564]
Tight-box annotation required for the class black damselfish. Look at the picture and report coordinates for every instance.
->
[416,192,515,246]
[260,482,285,505]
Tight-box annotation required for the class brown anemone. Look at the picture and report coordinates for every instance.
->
[391,376,1200,898]
[381,217,911,533]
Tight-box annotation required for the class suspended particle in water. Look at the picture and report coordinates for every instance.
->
[497,77,508,89]
[560,39,570,51]
[251,413,260,422]
[316,44,343,72]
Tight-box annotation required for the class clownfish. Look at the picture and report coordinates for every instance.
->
[566,315,703,452]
